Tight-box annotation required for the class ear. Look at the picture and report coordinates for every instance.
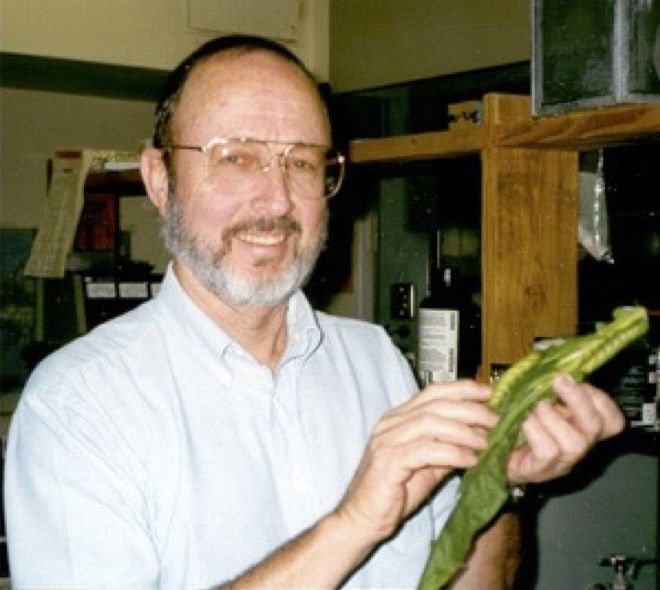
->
[140,147,170,213]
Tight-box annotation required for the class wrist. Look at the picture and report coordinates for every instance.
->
[322,508,382,561]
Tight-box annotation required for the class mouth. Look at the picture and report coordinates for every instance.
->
[235,230,287,246]
[224,216,302,254]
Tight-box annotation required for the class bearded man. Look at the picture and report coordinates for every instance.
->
[5,35,624,589]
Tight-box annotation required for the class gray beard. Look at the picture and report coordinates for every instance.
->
[160,187,328,308]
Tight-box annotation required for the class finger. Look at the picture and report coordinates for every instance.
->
[407,398,498,428]
[373,409,490,452]
[412,379,493,406]
[531,400,589,460]
[376,398,498,443]
[508,410,564,482]
[376,437,481,484]
[553,375,625,440]
[552,375,600,435]
[521,408,561,461]
[549,379,603,445]
[387,380,496,427]
[590,385,626,437]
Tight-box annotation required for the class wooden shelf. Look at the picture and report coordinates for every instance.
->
[349,94,660,164]
[496,102,660,150]
[85,168,144,196]
[348,94,660,377]
[350,125,485,163]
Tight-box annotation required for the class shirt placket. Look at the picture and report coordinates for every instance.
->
[228,341,319,539]
[270,355,320,536]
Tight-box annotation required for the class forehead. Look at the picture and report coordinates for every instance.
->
[172,50,329,144]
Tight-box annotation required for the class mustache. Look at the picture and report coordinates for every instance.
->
[225,215,302,238]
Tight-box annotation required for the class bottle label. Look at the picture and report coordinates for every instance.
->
[418,308,459,385]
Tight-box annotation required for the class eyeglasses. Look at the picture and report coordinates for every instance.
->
[161,137,345,199]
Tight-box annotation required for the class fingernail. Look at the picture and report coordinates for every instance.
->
[536,399,553,413]
[477,384,492,397]
[554,374,575,389]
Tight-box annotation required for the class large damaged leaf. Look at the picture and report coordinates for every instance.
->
[418,306,649,590]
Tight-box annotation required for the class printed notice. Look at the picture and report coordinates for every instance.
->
[24,149,97,278]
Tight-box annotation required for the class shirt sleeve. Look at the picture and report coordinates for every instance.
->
[4,377,160,589]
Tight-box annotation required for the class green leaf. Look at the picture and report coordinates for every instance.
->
[417,306,649,590]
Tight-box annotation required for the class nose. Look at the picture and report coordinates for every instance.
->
[250,153,293,215]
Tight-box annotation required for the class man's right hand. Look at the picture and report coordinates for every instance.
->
[217,381,498,590]
[333,380,498,545]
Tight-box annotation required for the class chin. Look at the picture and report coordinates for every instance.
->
[205,260,306,308]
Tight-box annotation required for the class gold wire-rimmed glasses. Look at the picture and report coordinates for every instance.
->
[161,136,345,199]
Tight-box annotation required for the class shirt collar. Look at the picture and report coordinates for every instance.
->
[283,290,322,363]
[155,264,322,366]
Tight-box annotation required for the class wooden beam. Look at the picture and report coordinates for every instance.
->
[495,103,660,150]
[349,96,660,164]
[349,126,485,164]
[481,146,579,371]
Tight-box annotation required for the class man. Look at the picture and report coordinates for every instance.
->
[5,35,624,589]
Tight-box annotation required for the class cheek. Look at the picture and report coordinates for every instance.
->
[186,199,229,239]
[175,178,238,236]
[298,204,328,248]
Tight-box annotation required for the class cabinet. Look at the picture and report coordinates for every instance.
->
[78,167,146,259]
[34,167,160,350]
[77,168,162,329]
[349,93,660,379]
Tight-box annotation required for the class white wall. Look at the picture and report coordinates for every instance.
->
[1,0,531,319]
[330,0,530,92]
[0,0,329,80]
[0,88,168,272]
[1,0,330,273]
[1,88,153,226]
[2,0,531,91]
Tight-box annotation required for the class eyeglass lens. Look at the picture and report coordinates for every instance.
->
[205,140,343,198]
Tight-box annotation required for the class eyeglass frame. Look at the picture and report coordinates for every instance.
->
[159,136,346,199]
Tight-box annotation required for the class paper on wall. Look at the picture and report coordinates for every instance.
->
[24,148,139,278]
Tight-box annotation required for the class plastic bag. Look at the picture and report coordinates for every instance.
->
[578,149,614,262]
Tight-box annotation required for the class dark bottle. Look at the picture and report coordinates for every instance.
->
[417,265,481,385]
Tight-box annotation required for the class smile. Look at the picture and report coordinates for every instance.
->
[235,230,287,246]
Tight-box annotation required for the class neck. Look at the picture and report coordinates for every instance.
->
[173,261,289,371]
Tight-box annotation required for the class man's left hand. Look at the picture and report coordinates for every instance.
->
[506,374,626,484]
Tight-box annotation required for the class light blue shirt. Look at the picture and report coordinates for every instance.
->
[5,267,458,589]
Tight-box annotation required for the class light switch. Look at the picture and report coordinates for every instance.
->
[390,282,415,320]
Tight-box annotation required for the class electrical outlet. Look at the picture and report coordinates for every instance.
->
[390,282,415,320]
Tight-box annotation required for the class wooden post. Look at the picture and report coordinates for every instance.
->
[481,146,579,376]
